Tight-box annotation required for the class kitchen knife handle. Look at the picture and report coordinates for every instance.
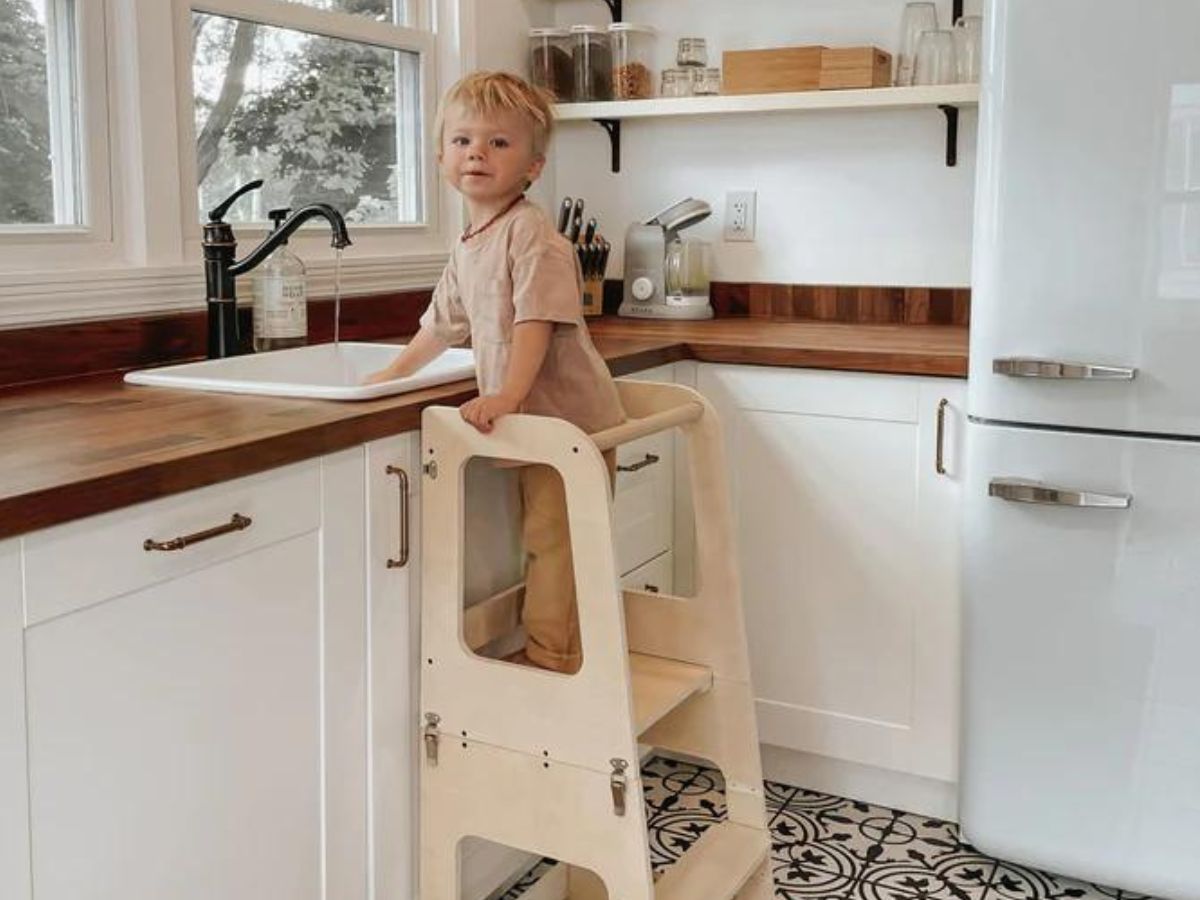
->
[992,357,1137,380]
[988,477,1131,509]
[557,197,572,235]
[583,217,597,245]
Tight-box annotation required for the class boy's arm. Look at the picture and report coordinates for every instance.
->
[363,326,449,384]
[459,321,553,433]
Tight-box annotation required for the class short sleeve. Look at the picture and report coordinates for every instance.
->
[509,214,581,328]
[418,259,470,345]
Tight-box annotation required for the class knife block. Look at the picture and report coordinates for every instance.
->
[582,276,604,317]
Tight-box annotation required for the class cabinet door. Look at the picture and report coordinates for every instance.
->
[22,455,370,900]
[0,540,29,900]
[615,365,676,575]
[365,433,419,900]
[698,365,963,782]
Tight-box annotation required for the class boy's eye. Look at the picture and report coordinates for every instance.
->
[450,136,468,146]
[490,138,509,149]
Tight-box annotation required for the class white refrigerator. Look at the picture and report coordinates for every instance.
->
[960,1,1200,899]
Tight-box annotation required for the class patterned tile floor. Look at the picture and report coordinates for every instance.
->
[498,756,1158,900]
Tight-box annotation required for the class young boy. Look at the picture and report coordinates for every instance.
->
[367,71,625,674]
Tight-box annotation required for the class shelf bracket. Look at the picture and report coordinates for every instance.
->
[594,118,621,173]
[938,104,960,167]
[602,0,622,22]
[952,0,964,24]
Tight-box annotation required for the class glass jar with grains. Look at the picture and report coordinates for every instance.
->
[528,27,574,101]
[608,23,657,99]
[570,25,612,101]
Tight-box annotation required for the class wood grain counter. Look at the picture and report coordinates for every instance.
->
[0,320,966,539]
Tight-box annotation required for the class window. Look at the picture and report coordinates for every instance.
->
[189,1,432,228]
[0,0,86,227]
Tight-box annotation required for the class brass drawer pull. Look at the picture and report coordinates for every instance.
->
[143,513,252,552]
[643,583,660,594]
[386,465,410,568]
[617,453,660,474]
[935,398,949,476]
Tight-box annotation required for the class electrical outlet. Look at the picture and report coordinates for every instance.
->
[724,191,757,242]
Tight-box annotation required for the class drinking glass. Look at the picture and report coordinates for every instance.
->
[914,29,956,86]
[953,15,983,83]
[895,2,939,86]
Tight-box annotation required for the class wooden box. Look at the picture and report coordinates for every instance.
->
[819,46,893,90]
[721,46,825,95]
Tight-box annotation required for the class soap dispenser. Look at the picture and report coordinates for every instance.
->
[252,208,308,352]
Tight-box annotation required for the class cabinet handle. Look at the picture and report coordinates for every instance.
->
[992,357,1137,380]
[643,583,660,594]
[988,477,1131,509]
[143,513,251,552]
[617,453,660,473]
[386,465,410,568]
[935,398,949,476]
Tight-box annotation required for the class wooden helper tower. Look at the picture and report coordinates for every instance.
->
[419,380,772,899]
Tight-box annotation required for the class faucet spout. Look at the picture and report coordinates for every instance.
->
[228,203,352,278]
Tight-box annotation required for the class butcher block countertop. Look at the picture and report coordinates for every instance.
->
[0,319,967,539]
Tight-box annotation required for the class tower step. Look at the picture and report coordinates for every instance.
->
[653,821,769,900]
[629,652,712,736]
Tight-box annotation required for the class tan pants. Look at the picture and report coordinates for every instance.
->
[518,450,616,673]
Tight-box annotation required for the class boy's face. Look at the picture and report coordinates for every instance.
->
[439,104,545,207]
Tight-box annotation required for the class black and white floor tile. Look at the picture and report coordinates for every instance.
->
[499,756,1158,900]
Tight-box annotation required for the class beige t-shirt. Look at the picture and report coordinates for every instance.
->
[419,199,626,435]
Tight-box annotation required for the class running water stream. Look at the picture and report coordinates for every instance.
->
[333,247,344,345]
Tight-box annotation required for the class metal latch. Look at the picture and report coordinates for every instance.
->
[423,460,438,479]
[424,713,441,766]
[610,758,628,816]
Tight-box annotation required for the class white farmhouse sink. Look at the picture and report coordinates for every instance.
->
[124,342,476,401]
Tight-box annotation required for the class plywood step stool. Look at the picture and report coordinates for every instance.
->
[419,381,772,900]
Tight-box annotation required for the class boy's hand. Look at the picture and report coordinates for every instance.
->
[362,366,400,385]
[460,393,520,433]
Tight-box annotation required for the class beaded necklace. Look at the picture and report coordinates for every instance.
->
[461,194,525,243]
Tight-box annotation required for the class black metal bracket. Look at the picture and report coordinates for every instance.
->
[595,119,621,173]
[938,105,960,167]
[952,0,964,24]
[601,0,622,22]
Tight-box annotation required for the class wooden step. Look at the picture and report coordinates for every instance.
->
[653,820,769,900]
[629,652,712,736]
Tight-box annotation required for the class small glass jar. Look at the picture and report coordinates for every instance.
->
[528,27,574,102]
[661,68,693,98]
[691,67,721,96]
[570,25,612,102]
[676,37,708,68]
[608,23,657,99]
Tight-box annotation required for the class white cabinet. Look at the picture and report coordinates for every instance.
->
[615,364,676,577]
[698,364,965,783]
[13,441,421,900]
[1,540,29,900]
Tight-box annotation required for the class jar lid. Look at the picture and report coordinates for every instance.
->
[677,37,707,45]
[569,24,607,34]
[607,22,657,33]
[662,68,691,76]
[529,26,571,37]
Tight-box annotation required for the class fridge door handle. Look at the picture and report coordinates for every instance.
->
[992,357,1137,380]
[988,477,1132,509]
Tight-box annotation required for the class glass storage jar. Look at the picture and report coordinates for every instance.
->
[661,68,693,98]
[676,37,708,68]
[608,23,657,99]
[570,25,612,101]
[692,67,721,95]
[528,27,574,101]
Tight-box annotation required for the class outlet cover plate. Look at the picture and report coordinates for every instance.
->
[724,190,757,242]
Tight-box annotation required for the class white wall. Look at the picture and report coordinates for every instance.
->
[478,0,981,287]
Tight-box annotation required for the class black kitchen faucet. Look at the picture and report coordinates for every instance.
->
[202,179,352,359]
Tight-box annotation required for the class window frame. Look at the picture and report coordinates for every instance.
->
[178,0,441,258]
[0,0,115,254]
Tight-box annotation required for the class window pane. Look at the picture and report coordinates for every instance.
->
[192,13,423,226]
[0,0,81,226]
[280,0,410,25]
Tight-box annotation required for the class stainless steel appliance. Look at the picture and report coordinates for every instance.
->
[618,197,713,320]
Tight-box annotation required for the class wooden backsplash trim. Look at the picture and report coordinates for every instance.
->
[710,282,970,326]
[0,290,431,390]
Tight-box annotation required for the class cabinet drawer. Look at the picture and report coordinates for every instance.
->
[24,460,322,627]
[613,430,672,576]
[620,549,673,596]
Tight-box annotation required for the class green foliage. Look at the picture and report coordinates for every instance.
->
[0,0,53,224]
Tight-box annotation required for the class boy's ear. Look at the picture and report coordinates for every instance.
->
[526,153,546,184]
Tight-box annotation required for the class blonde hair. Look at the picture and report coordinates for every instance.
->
[436,71,556,156]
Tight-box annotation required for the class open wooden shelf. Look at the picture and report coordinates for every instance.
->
[554,84,979,171]
[629,651,713,736]
[555,83,979,121]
